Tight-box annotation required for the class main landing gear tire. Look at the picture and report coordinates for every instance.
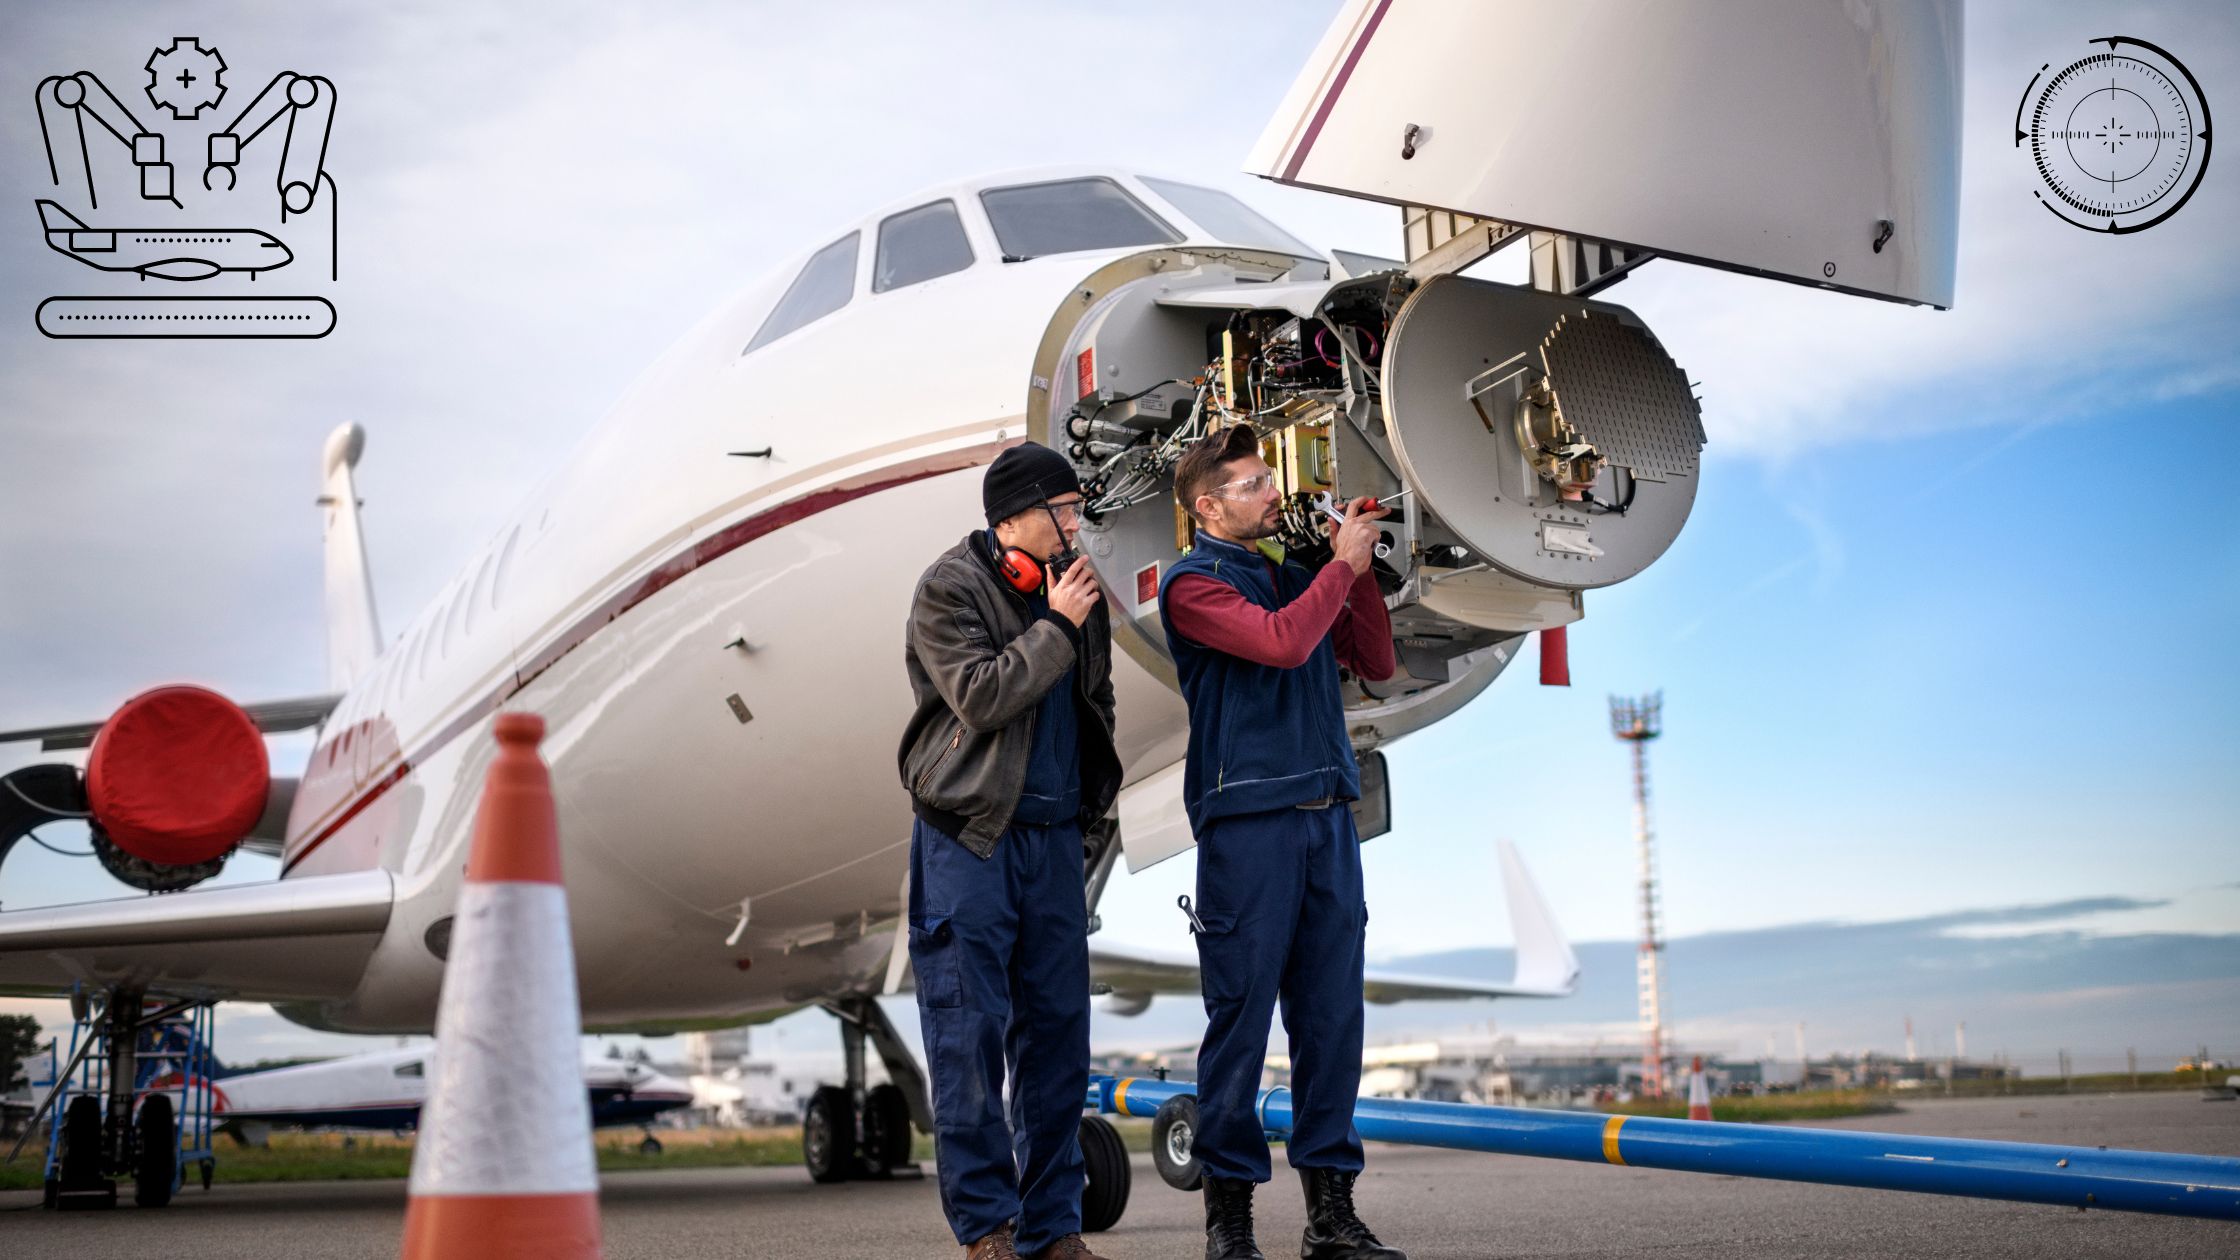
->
[862,1083,914,1174]
[637,1134,665,1156]
[135,1094,177,1208]
[1151,1094,1203,1191]
[802,1085,857,1184]
[1078,1114,1131,1233]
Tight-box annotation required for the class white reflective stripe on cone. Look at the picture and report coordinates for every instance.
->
[409,882,596,1196]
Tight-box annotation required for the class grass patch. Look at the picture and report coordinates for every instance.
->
[1604,1090,1897,1124]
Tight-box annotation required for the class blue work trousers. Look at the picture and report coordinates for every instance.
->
[1191,802,1367,1182]
[908,816,1089,1252]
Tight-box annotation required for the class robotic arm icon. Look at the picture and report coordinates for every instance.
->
[205,72,339,278]
[35,72,178,208]
[205,72,335,213]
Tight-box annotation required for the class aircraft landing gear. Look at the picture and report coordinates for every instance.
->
[804,996,931,1182]
[637,1130,665,1157]
[25,987,219,1210]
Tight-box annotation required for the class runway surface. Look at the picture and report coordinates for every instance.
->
[3,1093,2233,1257]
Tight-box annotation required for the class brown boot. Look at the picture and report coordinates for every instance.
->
[967,1223,1020,1260]
[1028,1234,1109,1260]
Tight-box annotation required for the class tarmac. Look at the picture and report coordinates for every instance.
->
[2,1093,2233,1257]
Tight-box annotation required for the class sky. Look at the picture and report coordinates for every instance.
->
[2,2,2235,1065]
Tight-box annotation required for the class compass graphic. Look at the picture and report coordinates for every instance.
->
[2017,36,2212,234]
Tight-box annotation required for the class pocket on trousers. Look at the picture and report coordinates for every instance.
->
[1193,909,1247,1005]
[909,913,963,1009]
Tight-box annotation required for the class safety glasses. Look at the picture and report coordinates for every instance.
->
[1204,472,1274,500]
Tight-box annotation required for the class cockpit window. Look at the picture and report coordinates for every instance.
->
[979,178,1181,261]
[745,231,860,354]
[1139,177,1317,258]
[394,1060,425,1078]
[874,200,975,293]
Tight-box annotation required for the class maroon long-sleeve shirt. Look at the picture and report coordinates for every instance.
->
[1164,557,1396,681]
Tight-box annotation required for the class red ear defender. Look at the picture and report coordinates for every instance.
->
[996,547,1045,593]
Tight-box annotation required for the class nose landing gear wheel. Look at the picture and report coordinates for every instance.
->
[1078,1113,1131,1233]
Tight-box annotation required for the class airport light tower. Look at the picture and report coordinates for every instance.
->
[1610,692,1670,1097]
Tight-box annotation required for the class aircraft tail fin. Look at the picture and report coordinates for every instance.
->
[1497,839,1580,996]
[319,424,383,692]
[36,199,86,232]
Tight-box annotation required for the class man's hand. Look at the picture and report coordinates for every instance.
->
[1331,497,1391,576]
[1049,557,1102,627]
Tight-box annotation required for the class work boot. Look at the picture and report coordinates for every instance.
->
[966,1223,1020,1260]
[1029,1234,1109,1260]
[1203,1176,1265,1260]
[1298,1168,1406,1260]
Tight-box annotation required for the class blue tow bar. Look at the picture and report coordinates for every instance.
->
[1086,1074,2240,1222]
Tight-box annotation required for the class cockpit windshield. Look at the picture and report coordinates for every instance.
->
[979,177,1182,261]
[1139,177,1317,258]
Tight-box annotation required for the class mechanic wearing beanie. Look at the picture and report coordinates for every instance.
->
[897,440,1121,1260]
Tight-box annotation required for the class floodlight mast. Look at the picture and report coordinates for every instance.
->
[1610,691,1668,1098]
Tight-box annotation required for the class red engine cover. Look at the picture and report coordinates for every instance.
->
[86,685,270,866]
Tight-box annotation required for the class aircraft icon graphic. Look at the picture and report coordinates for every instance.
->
[36,198,290,280]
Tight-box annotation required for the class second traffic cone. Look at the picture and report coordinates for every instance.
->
[1687,1056,1714,1121]
[401,712,601,1260]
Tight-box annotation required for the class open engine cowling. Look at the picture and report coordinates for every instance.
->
[84,684,269,890]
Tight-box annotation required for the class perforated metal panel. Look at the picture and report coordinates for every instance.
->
[1540,314,1705,479]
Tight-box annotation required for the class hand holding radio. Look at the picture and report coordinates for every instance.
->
[1048,554,1102,627]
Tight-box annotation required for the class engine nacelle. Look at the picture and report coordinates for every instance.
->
[85,684,270,891]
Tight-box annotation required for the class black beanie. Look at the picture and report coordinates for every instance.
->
[982,441,1081,526]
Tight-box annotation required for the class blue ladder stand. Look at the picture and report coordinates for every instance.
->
[30,985,218,1209]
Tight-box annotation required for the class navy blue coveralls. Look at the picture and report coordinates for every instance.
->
[908,584,1090,1253]
[1159,532,1373,1183]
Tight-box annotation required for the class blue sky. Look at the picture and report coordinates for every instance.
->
[2,1,2235,1061]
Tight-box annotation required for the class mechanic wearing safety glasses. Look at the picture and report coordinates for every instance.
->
[1159,422,1402,1260]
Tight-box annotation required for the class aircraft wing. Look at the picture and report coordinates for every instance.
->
[0,870,393,1002]
[1088,840,1579,1011]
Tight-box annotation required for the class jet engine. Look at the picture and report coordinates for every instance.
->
[79,684,271,890]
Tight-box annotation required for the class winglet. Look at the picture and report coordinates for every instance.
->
[36,199,86,232]
[320,423,383,691]
[1498,839,1580,996]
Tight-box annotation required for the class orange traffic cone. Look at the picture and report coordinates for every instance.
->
[1687,1056,1714,1121]
[401,713,600,1259]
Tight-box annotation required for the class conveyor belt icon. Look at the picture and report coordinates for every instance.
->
[37,295,335,339]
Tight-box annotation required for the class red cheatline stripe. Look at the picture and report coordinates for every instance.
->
[1282,0,1395,182]
[281,448,995,875]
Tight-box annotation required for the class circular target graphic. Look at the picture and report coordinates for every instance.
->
[2019,37,2211,233]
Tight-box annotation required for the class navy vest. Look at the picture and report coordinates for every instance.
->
[1158,532,1361,833]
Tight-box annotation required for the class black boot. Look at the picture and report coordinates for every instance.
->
[1203,1176,1265,1260]
[1298,1168,1406,1260]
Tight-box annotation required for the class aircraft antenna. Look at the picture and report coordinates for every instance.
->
[1609,692,1669,1098]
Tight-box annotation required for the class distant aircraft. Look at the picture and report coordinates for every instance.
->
[35,199,291,281]
[187,1046,693,1154]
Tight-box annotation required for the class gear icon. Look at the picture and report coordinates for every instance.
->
[145,37,227,120]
